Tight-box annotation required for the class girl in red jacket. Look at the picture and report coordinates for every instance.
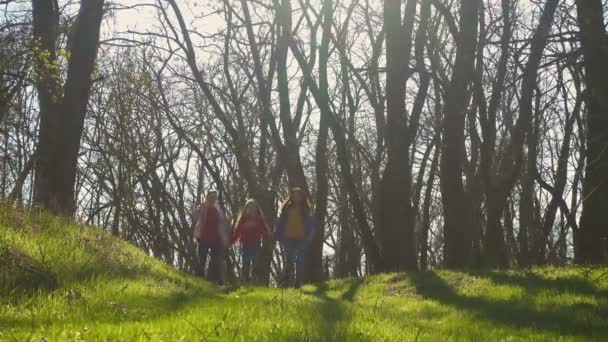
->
[231,199,271,283]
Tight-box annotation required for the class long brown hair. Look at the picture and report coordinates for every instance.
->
[279,187,311,215]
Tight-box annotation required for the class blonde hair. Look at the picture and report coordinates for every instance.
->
[235,199,265,224]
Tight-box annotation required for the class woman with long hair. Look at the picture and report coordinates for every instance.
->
[274,188,315,288]
[230,199,271,283]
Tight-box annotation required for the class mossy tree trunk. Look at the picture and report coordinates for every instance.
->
[32,0,105,216]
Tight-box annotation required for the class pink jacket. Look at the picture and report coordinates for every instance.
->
[192,204,229,245]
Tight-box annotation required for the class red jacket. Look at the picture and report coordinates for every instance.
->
[231,215,271,244]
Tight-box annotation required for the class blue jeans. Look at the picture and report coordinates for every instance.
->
[241,242,260,282]
[282,239,308,286]
[198,240,223,283]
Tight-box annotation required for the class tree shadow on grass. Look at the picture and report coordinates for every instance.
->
[341,278,364,302]
[466,269,608,297]
[408,271,608,339]
[303,281,371,341]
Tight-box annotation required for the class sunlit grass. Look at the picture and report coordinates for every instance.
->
[1,204,607,341]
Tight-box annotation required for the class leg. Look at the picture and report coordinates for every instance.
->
[249,242,261,283]
[294,240,309,287]
[241,244,254,283]
[210,241,225,285]
[282,240,296,286]
[197,241,211,277]
[249,242,260,282]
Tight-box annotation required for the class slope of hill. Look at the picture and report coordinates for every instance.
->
[1,205,607,341]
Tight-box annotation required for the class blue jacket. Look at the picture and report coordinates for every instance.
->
[274,207,315,241]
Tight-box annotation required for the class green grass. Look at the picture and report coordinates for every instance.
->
[1,205,607,341]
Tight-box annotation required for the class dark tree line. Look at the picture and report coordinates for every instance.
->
[1,0,607,284]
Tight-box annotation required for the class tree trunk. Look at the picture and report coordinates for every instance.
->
[484,0,559,268]
[519,99,540,266]
[476,0,511,268]
[532,105,577,264]
[33,0,105,215]
[305,0,332,284]
[575,0,608,264]
[336,176,358,278]
[421,139,439,271]
[376,0,418,272]
[8,155,36,202]
[275,0,308,190]
[31,0,59,211]
[440,0,479,268]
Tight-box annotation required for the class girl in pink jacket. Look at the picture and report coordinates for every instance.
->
[192,190,228,284]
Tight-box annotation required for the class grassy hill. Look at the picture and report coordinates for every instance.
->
[1,205,607,341]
